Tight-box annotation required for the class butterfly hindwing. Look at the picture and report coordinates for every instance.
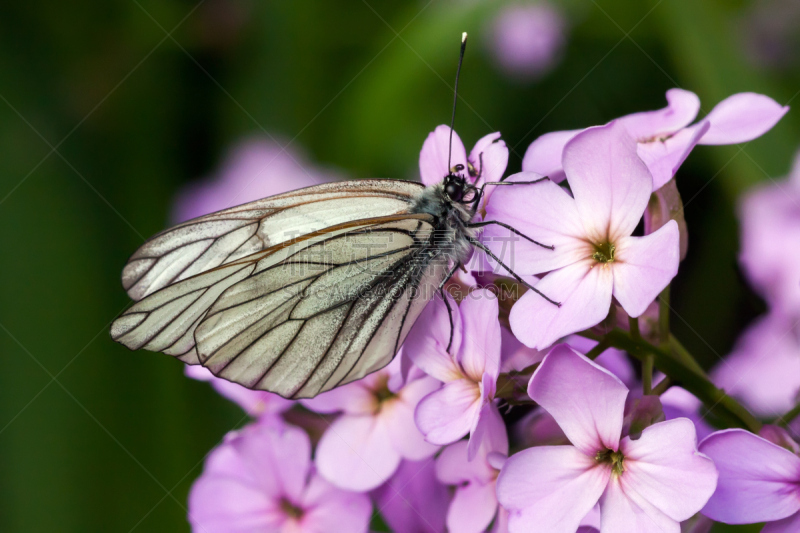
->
[195,216,447,399]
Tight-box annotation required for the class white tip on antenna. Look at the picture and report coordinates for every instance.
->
[462,32,468,43]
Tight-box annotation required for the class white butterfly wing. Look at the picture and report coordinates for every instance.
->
[194,216,446,398]
[122,179,424,301]
[112,210,448,397]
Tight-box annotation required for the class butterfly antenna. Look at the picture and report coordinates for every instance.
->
[447,32,468,174]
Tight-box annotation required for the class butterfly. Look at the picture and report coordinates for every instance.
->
[110,33,557,399]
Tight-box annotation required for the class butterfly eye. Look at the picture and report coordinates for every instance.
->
[444,176,465,202]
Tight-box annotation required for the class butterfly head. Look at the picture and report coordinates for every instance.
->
[443,167,479,207]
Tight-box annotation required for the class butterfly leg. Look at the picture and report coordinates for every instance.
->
[438,261,461,353]
[466,220,554,250]
[470,176,550,213]
[467,237,561,307]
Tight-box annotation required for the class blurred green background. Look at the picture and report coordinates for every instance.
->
[0,0,796,531]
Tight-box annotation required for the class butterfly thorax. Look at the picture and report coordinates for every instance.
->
[410,178,478,265]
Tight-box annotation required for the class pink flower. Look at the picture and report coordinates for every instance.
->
[420,125,509,209]
[488,3,566,80]
[172,137,339,223]
[496,344,718,533]
[302,359,439,491]
[699,428,800,532]
[711,313,800,417]
[738,150,800,318]
[405,290,502,459]
[436,401,508,533]
[188,421,371,533]
[523,90,788,189]
[185,365,293,418]
[485,122,680,349]
[372,459,450,533]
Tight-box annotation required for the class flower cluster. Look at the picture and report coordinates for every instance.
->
[180,86,796,533]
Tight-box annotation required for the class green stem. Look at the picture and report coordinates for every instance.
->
[777,403,800,427]
[652,376,672,396]
[629,315,654,394]
[601,328,762,433]
[642,354,654,395]
[629,316,641,341]
[658,286,671,348]
[669,335,707,376]
[495,362,540,402]
[585,339,611,360]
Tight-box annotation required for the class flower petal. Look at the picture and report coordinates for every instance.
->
[568,335,636,388]
[699,429,800,524]
[496,446,610,533]
[611,221,679,318]
[738,175,800,318]
[415,379,481,445]
[467,401,506,461]
[710,313,800,416]
[458,289,502,381]
[521,129,581,182]
[599,474,680,533]
[188,423,312,532]
[620,418,718,522]
[699,92,789,145]
[300,473,372,533]
[315,414,401,491]
[300,381,376,415]
[528,344,628,455]
[420,125,469,186]
[471,132,509,185]
[436,440,496,486]
[373,459,450,533]
[635,120,709,190]
[483,172,587,275]
[189,476,280,533]
[509,260,614,350]
[404,294,462,383]
[618,88,700,141]
[238,423,311,501]
[384,377,441,460]
[563,122,653,242]
[763,511,800,533]
[447,482,499,533]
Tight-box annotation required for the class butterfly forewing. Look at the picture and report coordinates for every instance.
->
[122,180,424,301]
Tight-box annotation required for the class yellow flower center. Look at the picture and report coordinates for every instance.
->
[592,242,616,264]
[280,498,304,520]
[595,448,625,475]
[372,375,397,412]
